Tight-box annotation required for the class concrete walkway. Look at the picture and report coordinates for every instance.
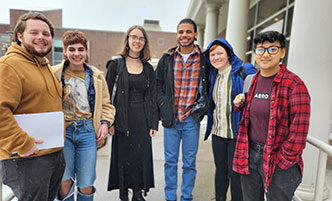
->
[3,121,332,201]
[94,122,219,201]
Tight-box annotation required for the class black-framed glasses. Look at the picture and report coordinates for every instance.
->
[253,46,281,56]
[128,35,146,43]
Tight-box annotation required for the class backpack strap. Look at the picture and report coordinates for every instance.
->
[243,74,254,108]
[243,74,254,94]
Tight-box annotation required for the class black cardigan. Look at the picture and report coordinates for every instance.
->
[106,57,159,134]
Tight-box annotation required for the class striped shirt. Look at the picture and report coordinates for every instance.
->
[211,66,234,139]
[173,46,201,121]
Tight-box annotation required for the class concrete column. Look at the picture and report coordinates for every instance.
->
[225,0,249,60]
[203,3,219,48]
[287,0,332,200]
[197,24,204,48]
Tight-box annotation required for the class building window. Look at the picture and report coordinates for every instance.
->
[256,12,285,34]
[248,6,256,29]
[245,0,295,64]
[0,35,11,56]
[53,39,63,65]
[257,0,287,24]
[158,38,164,46]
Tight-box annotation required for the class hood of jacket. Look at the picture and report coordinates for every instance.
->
[204,38,243,75]
[5,42,61,98]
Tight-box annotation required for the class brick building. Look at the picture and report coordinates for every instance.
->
[0,9,178,71]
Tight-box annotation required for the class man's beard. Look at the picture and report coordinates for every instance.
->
[22,40,52,57]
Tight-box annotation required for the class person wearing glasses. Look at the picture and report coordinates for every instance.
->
[204,38,256,201]
[106,25,158,201]
[232,31,311,201]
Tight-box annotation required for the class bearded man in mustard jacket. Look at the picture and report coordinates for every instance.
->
[0,12,65,201]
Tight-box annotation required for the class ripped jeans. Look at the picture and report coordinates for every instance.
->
[60,119,97,201]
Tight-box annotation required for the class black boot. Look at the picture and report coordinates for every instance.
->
[120,189,129,201]
[131,190,146,201]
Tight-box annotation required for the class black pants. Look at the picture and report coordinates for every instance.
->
[241,147,302,201]
[212,135,243,201]
[0,150,65,201]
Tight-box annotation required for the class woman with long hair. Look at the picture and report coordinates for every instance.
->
[106,25,158,201]
[53,30,115,201]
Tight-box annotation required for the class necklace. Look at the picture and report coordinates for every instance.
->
[128,54,140,59]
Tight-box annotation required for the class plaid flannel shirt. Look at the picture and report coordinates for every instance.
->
[173,46,200,121]
[232,64,311,190]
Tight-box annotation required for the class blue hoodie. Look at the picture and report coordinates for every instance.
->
[204,38,257,140]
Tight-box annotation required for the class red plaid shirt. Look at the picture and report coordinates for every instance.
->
[233,64,311,190]
[173,46,200,121]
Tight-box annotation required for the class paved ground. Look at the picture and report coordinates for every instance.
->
[94,122,220,201]
[3,121,332,201]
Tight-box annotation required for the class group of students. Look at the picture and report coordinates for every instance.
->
[0,11,310,201]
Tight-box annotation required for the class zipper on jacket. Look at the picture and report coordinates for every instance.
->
[126,130,129,136]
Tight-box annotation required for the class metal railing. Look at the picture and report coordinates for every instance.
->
[0,183,14,201]
[293,135,332,201]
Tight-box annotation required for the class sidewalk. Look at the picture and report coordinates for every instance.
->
[3,122,332,201]
[94,122,218,200]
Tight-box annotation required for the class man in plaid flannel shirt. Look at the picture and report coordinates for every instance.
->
[156,18,208,201]
[232,31,310,201]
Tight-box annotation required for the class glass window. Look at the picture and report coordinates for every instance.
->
[256,12,285,34]
[282,40,290,65]
[53,39,63,65]
[0,35,11,56]
[247,31,254,52]
[245,53,252,64]
[248,6,256,29]
[285,7,294,37]
[257,0,287,24]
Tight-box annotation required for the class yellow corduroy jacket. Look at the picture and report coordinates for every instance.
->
[52,61,115,149]
[0,43,64,160]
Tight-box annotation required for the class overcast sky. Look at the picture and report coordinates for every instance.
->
[0,0,191,33]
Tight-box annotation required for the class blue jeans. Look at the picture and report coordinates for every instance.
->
[164,115,200,201]
[241,147,302,201]
[62,119,97,200]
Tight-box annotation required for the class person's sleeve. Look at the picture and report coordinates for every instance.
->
[276,82,311,169]
[149,66,159,130]
[155,56,166,105]
[105,60,116,99]
[0,64,35,156]
[100,73,115,125]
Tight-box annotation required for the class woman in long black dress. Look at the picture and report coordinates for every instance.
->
[106,25,158,201]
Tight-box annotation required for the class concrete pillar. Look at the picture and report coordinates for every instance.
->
[197,24,204,48]
[203,3,220,48]
[287,0,332,200]
[225,0,249,60]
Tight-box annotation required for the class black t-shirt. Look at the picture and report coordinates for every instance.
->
[249,73,275,144]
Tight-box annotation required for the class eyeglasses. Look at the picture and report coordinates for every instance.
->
[254,46,281,56]
[128,35,146,43]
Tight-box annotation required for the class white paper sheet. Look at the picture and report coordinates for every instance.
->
[14,111,64,150]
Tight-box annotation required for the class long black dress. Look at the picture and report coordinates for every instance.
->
[108,68,154,195]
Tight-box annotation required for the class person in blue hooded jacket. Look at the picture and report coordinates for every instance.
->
[204,38,257,201]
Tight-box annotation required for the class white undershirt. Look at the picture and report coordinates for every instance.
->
[180,51,193,63]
